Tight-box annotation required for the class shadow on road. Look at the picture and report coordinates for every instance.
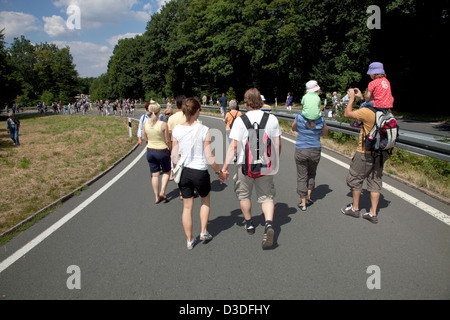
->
[207,202,297,250]
[345,190,391,214]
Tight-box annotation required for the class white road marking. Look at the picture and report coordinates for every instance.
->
[0,148,147,274]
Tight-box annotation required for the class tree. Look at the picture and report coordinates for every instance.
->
[108,36,145,99]
[8,36,79,105]
[0,29,19,108]
[96,0,448,113]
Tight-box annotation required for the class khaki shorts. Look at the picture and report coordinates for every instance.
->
[234,165,276,203]
[346,151,387,193]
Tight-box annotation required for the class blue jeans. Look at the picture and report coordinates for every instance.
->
[10,128,19,146]
[359,101,374,109]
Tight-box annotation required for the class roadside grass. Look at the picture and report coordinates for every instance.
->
[0,114,138,238]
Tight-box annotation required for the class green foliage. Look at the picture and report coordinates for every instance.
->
[327,130,357,144]
[226,87,236,101]
[41,90,54,105]
[3,35,78,106]
[389,149,450,185]
[83,0,449,116]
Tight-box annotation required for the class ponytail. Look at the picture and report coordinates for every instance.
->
[148,101,161,125]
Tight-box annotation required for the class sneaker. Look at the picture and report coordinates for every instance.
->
[187,238,198,250]
[298,203,307,211]
[341,204,360,218]
[363,212,378,224]
[200,232,213,241]
[262,225,274,250]
[244,221,255,235]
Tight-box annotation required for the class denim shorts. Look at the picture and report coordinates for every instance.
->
[146,148,171,174]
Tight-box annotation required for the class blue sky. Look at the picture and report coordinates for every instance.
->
[0,0,169,77]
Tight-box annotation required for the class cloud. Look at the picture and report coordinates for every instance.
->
[43,15,72,38]
[107,32,142,47]
[142,0,170,13]
[53,41,113,78]
[0,11,40,38]
[52,0,150,29]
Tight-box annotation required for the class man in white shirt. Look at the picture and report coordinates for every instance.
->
[222,88,282,250]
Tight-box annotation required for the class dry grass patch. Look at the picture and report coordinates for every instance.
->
[0,114,138,235]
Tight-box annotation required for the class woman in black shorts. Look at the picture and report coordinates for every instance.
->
[171,98,226,250]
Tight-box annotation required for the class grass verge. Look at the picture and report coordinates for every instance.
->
[0,114,138,239]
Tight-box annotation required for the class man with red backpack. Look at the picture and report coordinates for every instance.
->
[222,88,282,250]
[341,87,396,224]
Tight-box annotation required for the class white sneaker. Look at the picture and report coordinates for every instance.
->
[187,238,198,250]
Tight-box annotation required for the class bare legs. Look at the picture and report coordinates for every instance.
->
[151,172,170,203]
[182,193,210,242]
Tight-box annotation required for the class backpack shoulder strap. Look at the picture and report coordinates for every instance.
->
[240,114,252,129]
[259,112,270,130]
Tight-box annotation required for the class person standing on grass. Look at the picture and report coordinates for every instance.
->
[142,101,172,204]
[6,111,20,146]
[171,98,226,250]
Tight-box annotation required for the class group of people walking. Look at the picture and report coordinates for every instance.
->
[138,62,395,251]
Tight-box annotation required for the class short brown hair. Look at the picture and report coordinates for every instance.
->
[182,98,201,122]
[244,88,263,110]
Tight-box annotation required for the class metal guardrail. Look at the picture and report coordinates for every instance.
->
[198,105,450,162]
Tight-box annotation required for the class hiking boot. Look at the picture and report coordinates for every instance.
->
[341,204,360,218]
[363,212,378,224]
[262,225,274,250]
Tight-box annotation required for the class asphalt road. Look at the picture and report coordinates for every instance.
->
[0,112,449,301]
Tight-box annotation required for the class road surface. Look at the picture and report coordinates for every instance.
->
[0,112,449,301]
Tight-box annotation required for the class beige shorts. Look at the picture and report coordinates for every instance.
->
[346,151,387,193]
[234,165,276,203]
